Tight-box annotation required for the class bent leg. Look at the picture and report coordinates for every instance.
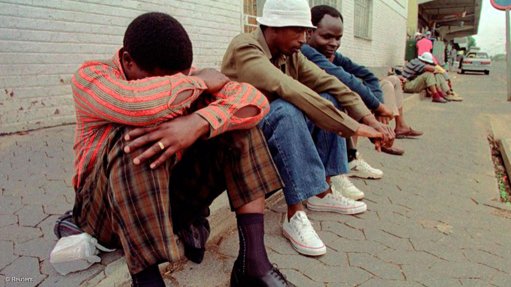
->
[258,99,330,206]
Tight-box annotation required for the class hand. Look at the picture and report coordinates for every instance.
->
[375,104,393,124]
[191,68,229,94]
[361,114,395,148]
[123,114,210,169]
[353,124,383,151]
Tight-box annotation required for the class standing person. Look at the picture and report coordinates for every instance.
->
[71,12,292,287]
[303,5,423,159]
[417,31,433,57]
[222,0,394,257]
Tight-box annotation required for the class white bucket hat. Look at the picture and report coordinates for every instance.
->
[256,0,316,29]
[418,52,435,64]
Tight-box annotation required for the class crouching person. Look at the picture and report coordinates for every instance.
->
[71,12,293,287]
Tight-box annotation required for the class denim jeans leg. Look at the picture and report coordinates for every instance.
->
[258,99,329,205]
[314,93,349,176]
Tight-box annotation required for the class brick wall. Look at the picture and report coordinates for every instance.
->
[0,0,408,133]
[0,0,242,134]
[339,0,407,70]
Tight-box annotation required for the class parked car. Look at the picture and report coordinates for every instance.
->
[459,51,491,75]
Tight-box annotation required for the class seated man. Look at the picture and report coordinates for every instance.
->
[71,12,292,287]
[302,5,423,155]
[402,52,462,103]
[222,0,393,257]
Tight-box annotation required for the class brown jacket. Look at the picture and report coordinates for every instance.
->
[221,28,371,136]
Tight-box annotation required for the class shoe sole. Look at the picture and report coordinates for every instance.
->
[306,202,367,215]
[282,229,326,256]
[348,171,383,179]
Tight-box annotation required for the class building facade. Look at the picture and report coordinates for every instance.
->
[0,0,407,133]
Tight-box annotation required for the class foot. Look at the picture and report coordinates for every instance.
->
[331,175,365,200]
[432,96,448,103]
[230,260,295,287]
[282,211,326,256]
[348,155,383,179]
[447,92,463,102]
[394,127,423,139]
[381,145,405,156]
[307,193,367,215]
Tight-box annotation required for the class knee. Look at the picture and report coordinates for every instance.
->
[261,99,307,132]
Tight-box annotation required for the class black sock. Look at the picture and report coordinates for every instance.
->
[236,213,272,277]
[348,148,358,162]
[131,264,165,287]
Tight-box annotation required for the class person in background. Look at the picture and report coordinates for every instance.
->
[401,52,462,103]
[416,31,433,57]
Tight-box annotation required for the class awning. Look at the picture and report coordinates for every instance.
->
[418,0,482,41]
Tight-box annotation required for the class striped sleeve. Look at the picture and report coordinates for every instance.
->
[71,61,207,126]
[194,81,269,138]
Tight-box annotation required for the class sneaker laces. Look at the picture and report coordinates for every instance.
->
[356,158,375,171]
[335,175,356,190]
[291,212,320,242]
[327,193,357,206]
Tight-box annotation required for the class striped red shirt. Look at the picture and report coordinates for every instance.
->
[71,50,269,188]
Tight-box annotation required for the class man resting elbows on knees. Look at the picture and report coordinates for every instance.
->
[71,12,293,287]
[222,0,394,258]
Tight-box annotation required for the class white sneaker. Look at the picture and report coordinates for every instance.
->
[307,193,367,215]
[348,156,383,179]
[282,211,326,256]
[331,175,365,200]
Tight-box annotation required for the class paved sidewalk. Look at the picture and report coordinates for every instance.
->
[1,61,510,287]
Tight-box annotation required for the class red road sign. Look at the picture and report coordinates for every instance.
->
[491,0,511,10]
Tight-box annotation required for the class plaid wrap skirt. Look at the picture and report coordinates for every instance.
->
[73,126,282,274]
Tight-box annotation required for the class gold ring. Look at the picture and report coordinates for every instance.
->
[157,141,165,150]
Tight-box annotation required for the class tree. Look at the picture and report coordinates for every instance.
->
[467,36,477,50]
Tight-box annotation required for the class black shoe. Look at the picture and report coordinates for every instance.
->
[230,261,295,287]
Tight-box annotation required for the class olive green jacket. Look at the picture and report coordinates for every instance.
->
[221,28,371,136]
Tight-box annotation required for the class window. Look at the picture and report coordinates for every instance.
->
[354,0,372,40]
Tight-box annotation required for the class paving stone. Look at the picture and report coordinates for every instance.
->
[320,221,365,240]
[14,237,55,260]
[39,259,104,287]
[358,278,423,287]
[282,269,326,287]
[0,195,22,215]
[16,205,46,227]
[0,225,42,243]
[0,215,17,228]
[0,241,18,271]
[1,257,45,287]
[347,252,403,280]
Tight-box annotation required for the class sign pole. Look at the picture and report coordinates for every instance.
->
[507,8,511,101]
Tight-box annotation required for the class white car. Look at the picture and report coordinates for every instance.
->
[459,51,491,75]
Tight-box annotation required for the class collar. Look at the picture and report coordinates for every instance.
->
[255,27,287,67]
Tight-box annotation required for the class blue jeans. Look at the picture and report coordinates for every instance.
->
[258,93,348,205]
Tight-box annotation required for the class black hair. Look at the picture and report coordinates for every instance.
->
[311,5,343,26]
[123,12,192,73]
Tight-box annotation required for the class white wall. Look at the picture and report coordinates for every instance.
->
[0,0,242,134]
[0,0,408,133]
[339,0,408,69]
